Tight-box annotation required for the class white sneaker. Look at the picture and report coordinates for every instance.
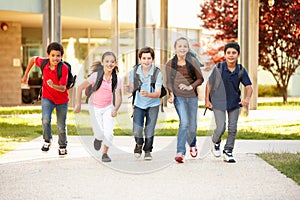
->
[211,143,221,157]
[223,150,236,163]
[144,152,152,161]
[41,142,51,152]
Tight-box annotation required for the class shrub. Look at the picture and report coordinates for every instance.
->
[258,84,281,97]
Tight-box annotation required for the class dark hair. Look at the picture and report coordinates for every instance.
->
[138,46,155,60]
[224,42,240,54]
[47,42,64,56]
[97,51,119,73]
[90,61,103,73]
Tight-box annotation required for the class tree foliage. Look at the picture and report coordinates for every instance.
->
[198,0,238,40]
[259,0,300,103]
[198,0,300,103]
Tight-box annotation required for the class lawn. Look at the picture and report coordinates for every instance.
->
[257,153,300,185]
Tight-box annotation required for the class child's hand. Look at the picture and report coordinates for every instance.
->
[178,83,193,91]
[47,79,54,88]
[140,90,148,97]
[74,104,81,113]
[168,93,174,104]
[111,109,117,117]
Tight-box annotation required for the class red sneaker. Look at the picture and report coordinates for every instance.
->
[190,146,198,158]
[175,153,184,163]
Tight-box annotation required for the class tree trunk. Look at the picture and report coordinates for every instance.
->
[282,87,288,104]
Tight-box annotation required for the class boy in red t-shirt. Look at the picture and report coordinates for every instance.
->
[22,42,69,155]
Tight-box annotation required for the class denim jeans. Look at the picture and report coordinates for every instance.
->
[212,108,240,152]
[174,96,198,155]
[41,98,68,148]
[133,105,159,152]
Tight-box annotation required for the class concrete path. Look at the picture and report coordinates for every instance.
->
[1,135,300,200]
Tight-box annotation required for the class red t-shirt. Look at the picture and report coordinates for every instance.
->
[35,57,69,104]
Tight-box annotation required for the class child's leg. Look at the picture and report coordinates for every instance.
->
[56,102,68,148]
[102,105,114,148]
[144,105,159,152]
[89,106,104,141]
[41,98,55,142]
[212,109,226,144]
[224,108,240,152]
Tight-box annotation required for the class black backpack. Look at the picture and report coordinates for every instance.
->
[34,59,76,102]
[40,59,77,89]
[170,52,202,89]
[131,65,167,105]
[85,66,118,104]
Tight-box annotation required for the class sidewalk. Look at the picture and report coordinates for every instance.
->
[1,135,300,200]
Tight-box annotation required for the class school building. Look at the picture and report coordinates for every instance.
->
[0,0,298,106]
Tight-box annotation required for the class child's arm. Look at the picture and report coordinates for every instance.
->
[22,56,38,84]
[112,88,122,117]
[74,80,91,113]
[46,79,66,92]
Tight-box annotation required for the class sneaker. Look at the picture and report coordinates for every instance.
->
[94,139,102,151]
[144,151,152,161]
[175,153,185,163]
[41,141,51,152]
[134,144,142,158]
[102,153,111,162]
[58,148,67,156]
[212,143,221,157]
[223,150,236,163]
[190,146,198,158]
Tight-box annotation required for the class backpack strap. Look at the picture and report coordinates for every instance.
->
[85,67,104,103]
[238,64,244,84]
[111,69,118,106]
[92,67,104,92]
[40,59,50,75]
[151,67,160,89]
[130,64,141,105]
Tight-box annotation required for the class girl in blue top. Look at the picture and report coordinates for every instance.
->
[128,46,163,160]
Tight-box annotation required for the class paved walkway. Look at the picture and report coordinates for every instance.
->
[1,135,300,200]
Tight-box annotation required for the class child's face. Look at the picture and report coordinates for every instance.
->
[48,50,62,66]
[103,55,117,72]
[224,48,239,64]
[175,39,189,57]
[139,53,153,68]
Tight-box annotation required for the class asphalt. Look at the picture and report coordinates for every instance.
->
[1,104,300,200]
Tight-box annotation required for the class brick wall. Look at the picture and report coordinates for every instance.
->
[0,22,22,106]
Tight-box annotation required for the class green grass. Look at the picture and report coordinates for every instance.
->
[0,101,299,153]
[257,153,300,185]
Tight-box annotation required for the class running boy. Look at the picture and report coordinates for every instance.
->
[205,42,253,163]
[22,42,69,155]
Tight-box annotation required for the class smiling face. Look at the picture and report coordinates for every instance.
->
[47,50,62,67]
[224,47,239,65]
[139,52,153,68]
[174,38,189,58]
[102,55,117,72]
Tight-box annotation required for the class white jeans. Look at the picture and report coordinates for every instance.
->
[89,105,114,147]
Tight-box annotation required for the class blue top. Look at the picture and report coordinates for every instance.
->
[208,62,252,111]
[129,64,162,109]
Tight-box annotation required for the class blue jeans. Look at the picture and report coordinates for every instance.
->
[174,96,198,155]
[212,108,240,152]
[133,105,159,152]
[41,98,68,148]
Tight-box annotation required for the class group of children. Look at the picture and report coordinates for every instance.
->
[22,38,252,164]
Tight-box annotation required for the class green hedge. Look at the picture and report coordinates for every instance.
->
[258,84,282,97]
